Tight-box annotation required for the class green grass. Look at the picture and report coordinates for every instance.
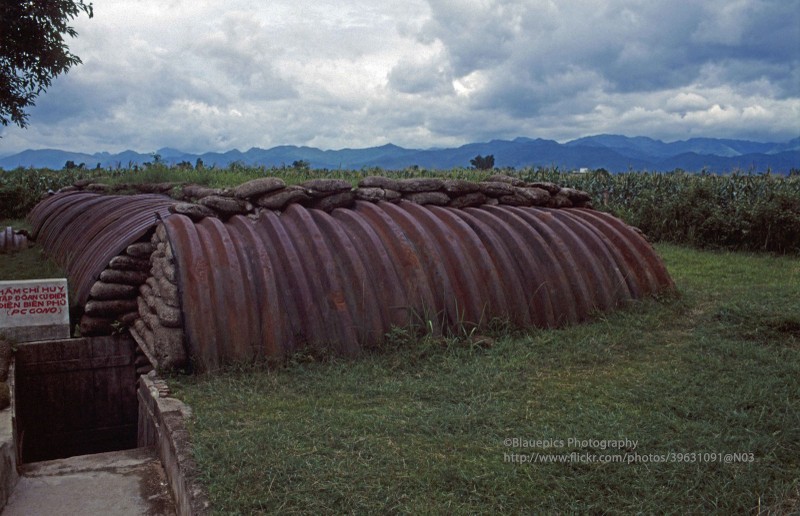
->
[0,223,72,336]
[169,244,800,514]
[0,221,65,281]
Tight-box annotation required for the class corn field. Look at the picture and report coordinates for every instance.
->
[1,165,798,253]
[529,169,800,254]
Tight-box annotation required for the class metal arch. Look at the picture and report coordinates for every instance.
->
[227,216,288,359]
[477,206,577,326]
[162,215,211,366]
[27,192,175,305]
[159,202,674,369]
[447,209,537,327]
[331,206,413,332]
[351,202,443,333]
[25,190,675,371]
[567,209,674,294]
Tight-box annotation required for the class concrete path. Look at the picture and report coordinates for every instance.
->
[2,447,176,516]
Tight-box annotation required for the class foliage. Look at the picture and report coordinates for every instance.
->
[0,167,106,218]
[63,160,85,170]
[526,168,800,254]
[1,164,798,253]
[470,154,495,170]
[291,159,311,171]
[0,0,93,128]
[169,244,800,514]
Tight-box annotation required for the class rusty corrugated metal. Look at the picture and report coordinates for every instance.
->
[27,191,175,305]
[0,226,30,252]
[164,201,674,370]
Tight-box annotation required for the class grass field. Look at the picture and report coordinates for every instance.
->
[0,220,64,281]
[168,244,800,514]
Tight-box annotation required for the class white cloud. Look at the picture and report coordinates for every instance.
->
[692,0,754,45]
[1,0,798,154]
[665,93,712,113]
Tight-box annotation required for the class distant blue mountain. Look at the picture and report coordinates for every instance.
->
[0,149,100,170]
[1,135,798,173]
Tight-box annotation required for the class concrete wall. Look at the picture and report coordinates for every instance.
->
[0,408,19,511]
[138,374,210,516]
[0,357,18,511]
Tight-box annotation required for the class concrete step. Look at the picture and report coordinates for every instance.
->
[2,447,176,516]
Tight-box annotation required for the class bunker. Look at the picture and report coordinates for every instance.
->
[26,175,674,372]
[3,175,674,512]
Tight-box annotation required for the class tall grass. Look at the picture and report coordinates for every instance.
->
[519,168,800,254]
[2,165,798,253]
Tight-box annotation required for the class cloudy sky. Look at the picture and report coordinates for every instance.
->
[2,0,799,154]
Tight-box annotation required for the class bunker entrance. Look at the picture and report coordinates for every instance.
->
[13,335,139,463]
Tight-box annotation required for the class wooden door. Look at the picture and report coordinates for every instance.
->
[13,335,138,463]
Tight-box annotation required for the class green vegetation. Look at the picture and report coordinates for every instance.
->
[551,169,800,254]
[0,224,64,281]
[2,165,798,253]
[0,168,102,219]
[0,221,71,327]
[1,1,93,128]
[470,154,495,170]
[170,244,800,514]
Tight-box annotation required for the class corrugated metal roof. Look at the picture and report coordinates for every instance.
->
[28,192,175,305]
[164,201,674,370]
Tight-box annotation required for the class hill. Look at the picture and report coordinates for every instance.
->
[1,135,797,173]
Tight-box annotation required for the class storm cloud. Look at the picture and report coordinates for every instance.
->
[2,0,798,154]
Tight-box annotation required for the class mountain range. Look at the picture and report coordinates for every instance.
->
[2,135,798,174]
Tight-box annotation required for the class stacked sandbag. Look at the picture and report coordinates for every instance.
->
[129,224,186,370]
[169,181,261,221]
[298,178,355,211]
[351,174,593,209]
[55,175,593,219]
[158,174,594,222]
[58,180,177,196]
[169,177,358,219]
[78,240,152,336]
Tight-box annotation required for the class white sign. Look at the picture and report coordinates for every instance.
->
[0,279,70,342]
